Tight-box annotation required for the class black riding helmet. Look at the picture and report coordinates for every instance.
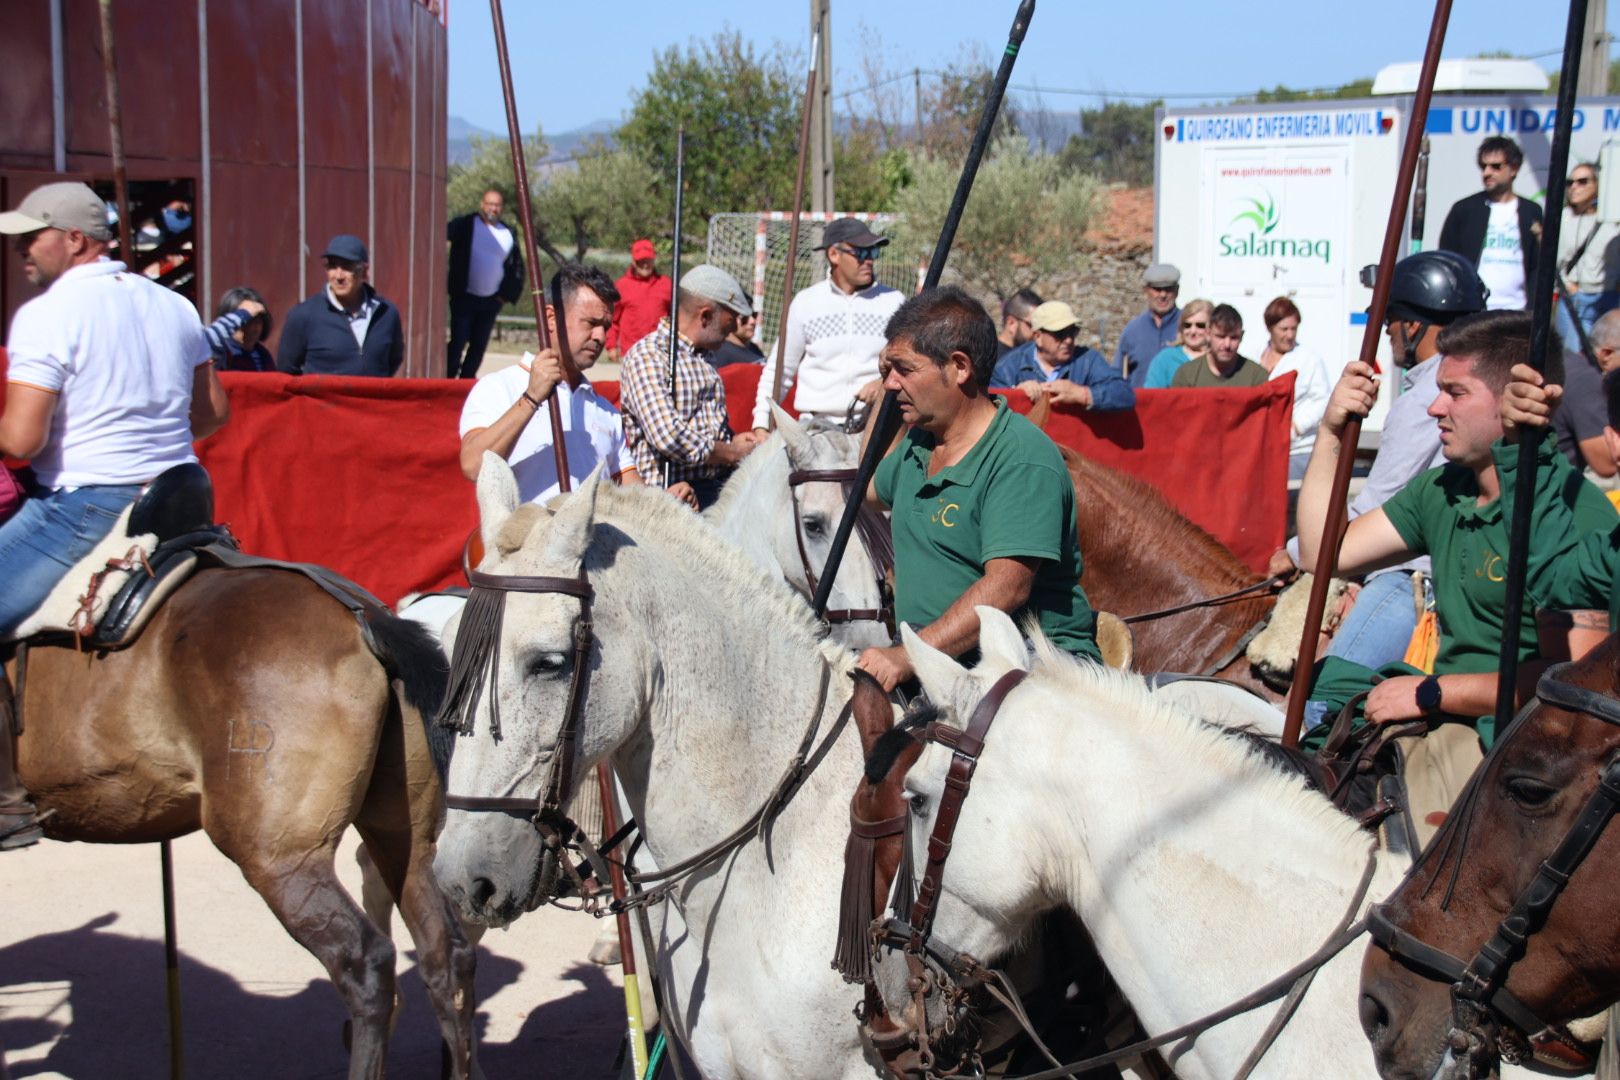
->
[1361,251,1490,366]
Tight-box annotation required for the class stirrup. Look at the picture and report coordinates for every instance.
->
[0,806,53,850]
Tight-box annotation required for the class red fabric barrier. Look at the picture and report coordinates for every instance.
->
[41,364,1288,606]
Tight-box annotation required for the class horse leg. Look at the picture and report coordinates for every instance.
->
[354,686,480,1079]
[355,842,396,939]
[235,846,398,1080]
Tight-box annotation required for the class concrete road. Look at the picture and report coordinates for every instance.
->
[1,830,630,1079]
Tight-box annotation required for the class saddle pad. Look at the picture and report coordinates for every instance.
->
[1394,723,1484,853]
[5,505,157,641]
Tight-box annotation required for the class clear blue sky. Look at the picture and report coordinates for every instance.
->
[445,0,1605,135]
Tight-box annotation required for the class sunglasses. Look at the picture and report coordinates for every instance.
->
[1039,326,1080,340]
[1570,176,1596,185]
[835,244,883,262]
[1183,320,1209,329]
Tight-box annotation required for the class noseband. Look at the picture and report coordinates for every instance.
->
[1367,663,1620,1071]
[435,562,596,863]
[786,466,894,632]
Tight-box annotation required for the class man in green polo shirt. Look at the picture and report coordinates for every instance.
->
[1296,309,1616,748]
[856,286,1099,692]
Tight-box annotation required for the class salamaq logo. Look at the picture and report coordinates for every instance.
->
[1218,191,1332,264]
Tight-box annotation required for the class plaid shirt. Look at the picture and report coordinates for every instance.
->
[620,317,733,487]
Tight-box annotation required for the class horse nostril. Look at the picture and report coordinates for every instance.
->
[1360,991,1391,1043]
[470,876,496,909]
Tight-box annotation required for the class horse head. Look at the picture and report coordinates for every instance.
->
[434,456,650,927]
[1360,634,1620,1078]
[708,406,892,650]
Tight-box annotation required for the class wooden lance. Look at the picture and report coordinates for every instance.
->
[663,127,686,490]
[766,24,823,428]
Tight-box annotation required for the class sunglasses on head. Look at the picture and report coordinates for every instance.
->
[835,244,883,262]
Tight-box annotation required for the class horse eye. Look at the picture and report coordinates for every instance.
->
[903,790,929,817]
[1503,775,1557,810]
[802,515,826,538]
[526,652,570,679]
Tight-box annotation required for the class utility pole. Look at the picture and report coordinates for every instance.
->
[1579,0,1611,96]
[809,0,835,211]
[914,67,923,142]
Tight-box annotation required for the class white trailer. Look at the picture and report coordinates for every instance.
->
[1154,93,1620,426]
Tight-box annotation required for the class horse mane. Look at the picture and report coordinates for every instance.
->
[1021,631,1369,852]
[577,480,848,667]
[704,430,786,522]
[867,703,941,783]
[1064,448,1256,588]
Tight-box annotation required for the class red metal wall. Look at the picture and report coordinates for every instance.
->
[0,0,447,378]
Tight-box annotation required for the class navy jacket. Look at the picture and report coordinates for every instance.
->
[989,342,1136,412]
[277,287,405,377]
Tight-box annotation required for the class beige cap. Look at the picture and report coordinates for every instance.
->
[679,264,753,318]
[0,182,112,240]
[1030,301,1081,334]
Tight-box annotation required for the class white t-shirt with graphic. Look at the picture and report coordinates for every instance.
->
[1478,199,1526,310]
[458,357,634,504]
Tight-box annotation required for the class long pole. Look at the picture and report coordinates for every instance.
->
[662,128,686,488]
[813,0,1035,618]
[1410,136,1430,255]
[766,28,822,428]
[97,0,133,263]
[488,0,573,493]
[101,5,183,1074]
[1494,0,1588,737]
[595,769,649,1077]
[1280,0,1454,747]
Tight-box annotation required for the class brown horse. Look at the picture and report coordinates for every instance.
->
[1358,633,1620,1078]
[3,567,478,1079]
[1061,446,1279,695]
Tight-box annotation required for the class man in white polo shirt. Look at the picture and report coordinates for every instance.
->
[753,217,904,432]
[459,262,695,505]
[0,181,229,846]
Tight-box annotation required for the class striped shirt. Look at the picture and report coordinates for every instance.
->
[620,317,733,487]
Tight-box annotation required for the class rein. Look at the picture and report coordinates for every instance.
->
[1366,662,1620,1072]
[787,466,895,630]
[1119,572,1289,625]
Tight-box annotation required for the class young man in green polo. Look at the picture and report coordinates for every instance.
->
[1296,309,1616,748]
[855,286,1100,692]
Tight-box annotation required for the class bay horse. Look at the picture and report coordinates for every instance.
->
[867,607,1545,1080]
[1024,397,1281,694]
[4,567,479,1080]
[1359,633,1620,1079]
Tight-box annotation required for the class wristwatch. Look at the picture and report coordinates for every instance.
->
[1416,675,1443,715]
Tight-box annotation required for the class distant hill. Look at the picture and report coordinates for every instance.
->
[448,116,618,166]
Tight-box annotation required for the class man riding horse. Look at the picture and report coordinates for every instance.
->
[854,286,1100,692]
[0,182,230,849]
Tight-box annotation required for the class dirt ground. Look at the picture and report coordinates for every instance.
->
[0,829,631,1079]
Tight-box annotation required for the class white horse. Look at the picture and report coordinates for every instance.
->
[433,463,887,1078]
[882,607,1545,1080]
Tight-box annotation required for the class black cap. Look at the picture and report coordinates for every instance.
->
[323,234,369,264]
[1368,250,1489,324]
[815,217,889,251]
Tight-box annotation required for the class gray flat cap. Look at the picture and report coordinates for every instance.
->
[1143,263,1180,288]
[679,264,753,317]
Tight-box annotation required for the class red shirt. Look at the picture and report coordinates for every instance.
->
[607,270,672,353]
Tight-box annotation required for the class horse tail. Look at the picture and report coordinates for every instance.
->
[364,612,454,782]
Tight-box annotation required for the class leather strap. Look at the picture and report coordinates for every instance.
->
[907,668,1027,949]
[466,567,594,599]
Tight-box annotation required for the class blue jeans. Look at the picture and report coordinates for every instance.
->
[1556,290,1619,355]
[1302,570,1423,731]
[0,484,142,636]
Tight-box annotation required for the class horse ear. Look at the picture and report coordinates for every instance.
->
[773,404,812,465]
[974,606,1031,677]
[900,624,973,718]
[542,465,604,569]
[476,451,522,554]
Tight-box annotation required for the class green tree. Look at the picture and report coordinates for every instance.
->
[1058,100,1158,187]
[618,32,802,235]
[891,135,1100,303]
[918,61,1019,160]
[831,128,911,212]
[1246,77,1375,103]
[536,143,670,262]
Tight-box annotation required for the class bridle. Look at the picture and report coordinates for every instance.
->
[848,669,1029,1078]
[435,556,597,896]
[786,466,894,632]
[1366,662,1620,1073]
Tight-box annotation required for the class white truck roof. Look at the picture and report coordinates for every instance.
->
[1371,59,1551,96]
